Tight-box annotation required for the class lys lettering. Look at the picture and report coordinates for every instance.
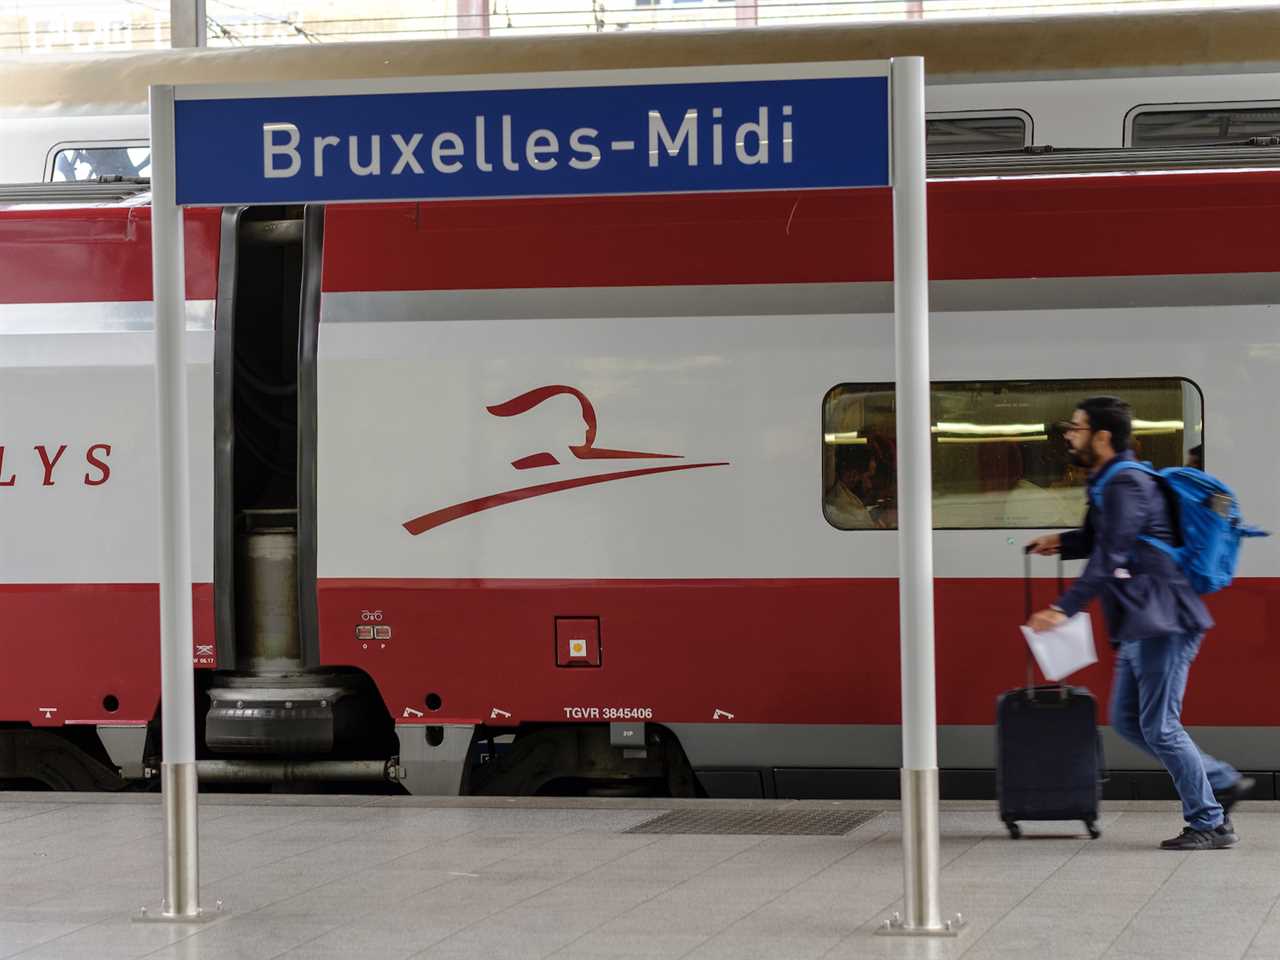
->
[0,444,112,487]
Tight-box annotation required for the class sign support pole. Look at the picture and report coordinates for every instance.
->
[879,56,965,939]
[137,83,210,924]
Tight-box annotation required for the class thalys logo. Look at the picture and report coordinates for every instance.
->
[0,444,112,487]
[402,386,727,535]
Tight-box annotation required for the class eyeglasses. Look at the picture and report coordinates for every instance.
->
[1055,421,1091,434]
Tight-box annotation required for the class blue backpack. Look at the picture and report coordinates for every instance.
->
[1092,460,1268,595]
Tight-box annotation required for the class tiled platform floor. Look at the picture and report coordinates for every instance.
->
[0,793,1276,960]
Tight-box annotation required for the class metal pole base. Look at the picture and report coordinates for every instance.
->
[132,762,224,923]
[875,767,967,939]
[133,903,222,925]
[876,910,967,938]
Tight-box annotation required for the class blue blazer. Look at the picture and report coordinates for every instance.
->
[1056,451,1213,645]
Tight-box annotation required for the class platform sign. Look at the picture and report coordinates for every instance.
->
[147,58,953,934]
[170,63,890,205]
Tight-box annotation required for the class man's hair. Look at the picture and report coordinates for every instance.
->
[836,443,874,476]
[1076,395,1133,452]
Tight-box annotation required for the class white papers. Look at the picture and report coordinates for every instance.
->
[1020,613,1097,682]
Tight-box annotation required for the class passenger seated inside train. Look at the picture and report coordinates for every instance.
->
[823,440,894,529]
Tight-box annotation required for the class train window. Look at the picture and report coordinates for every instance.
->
[1129,104,1280,147]
[49,143,151,182]
[925,112,1030,156]
[822,378,1202,530]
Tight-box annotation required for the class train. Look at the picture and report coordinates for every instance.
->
[1,10,1278,797]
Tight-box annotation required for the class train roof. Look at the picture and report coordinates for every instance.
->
[0,181,153,213]
[2,8,1280,114]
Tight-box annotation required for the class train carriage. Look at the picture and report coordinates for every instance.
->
[1,16,1279,795]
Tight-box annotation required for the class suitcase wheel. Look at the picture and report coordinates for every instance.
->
[1005,821,1022,840]
[1085,820,1101,839]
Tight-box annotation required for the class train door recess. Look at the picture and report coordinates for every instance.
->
[205,203,397,783]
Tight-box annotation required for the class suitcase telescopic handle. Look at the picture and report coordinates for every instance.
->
[1022,544,1066,694]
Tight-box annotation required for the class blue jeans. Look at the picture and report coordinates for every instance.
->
[1110,633,1239,831]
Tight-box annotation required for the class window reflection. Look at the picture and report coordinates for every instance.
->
[925,114,1029,156]
[1131,107,1280,147]
[822,379,1202,530]
[51,145,151,182]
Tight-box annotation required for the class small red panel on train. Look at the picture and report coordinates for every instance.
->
[555,618,601,668]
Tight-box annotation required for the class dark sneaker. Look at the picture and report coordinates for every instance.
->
[1160,825,1238,850]
[1215,776,1256,817]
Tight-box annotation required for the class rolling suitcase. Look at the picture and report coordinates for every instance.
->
[996,549,1104,840]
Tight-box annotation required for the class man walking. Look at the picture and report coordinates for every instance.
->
[1025,396,1253,850]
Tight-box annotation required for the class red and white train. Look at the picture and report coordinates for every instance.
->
[1,13,1278,797]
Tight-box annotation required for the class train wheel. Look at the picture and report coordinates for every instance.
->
[0,729,126,791]
[469,723,695,797]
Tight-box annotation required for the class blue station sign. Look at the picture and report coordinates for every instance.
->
[172,64,890,205]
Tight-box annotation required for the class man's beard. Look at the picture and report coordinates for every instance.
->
[1068,445,1094,468]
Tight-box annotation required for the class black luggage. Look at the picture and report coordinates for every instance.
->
[996,549,1104,840]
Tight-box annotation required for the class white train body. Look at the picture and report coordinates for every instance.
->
[1,14,1279,796]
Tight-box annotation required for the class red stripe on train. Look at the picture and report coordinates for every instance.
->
[4,578,1272,730]
[0,207,221,305]
[0,583,215,726]
[321,173,1280,293]
[315,576,1280,727]
[4,175,1277,304]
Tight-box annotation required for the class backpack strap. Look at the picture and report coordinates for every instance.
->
[1137,533,1179,559]
[1087,459,1156,510]
[1089,460,1181,560]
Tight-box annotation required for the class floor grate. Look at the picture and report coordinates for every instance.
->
[625,808,880,837]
